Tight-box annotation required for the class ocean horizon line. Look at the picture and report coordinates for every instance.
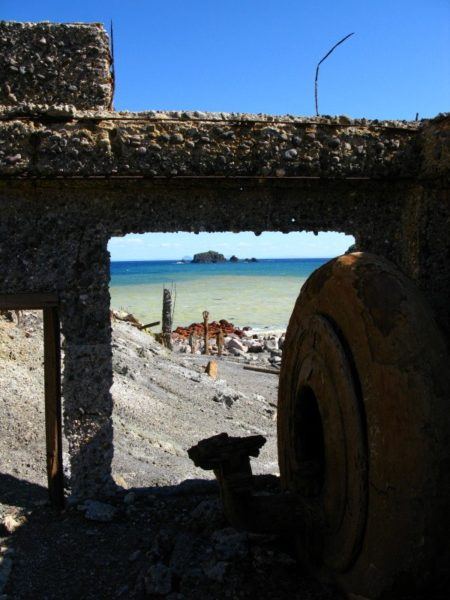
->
[109,257,329,329]
[111,256,334,263]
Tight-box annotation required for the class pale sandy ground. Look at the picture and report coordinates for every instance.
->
[111,321,279,489]
[0,312,279,497]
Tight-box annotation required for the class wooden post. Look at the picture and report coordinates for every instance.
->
[161,287,173,350]
[217,329,224,356]
[43,307,65,509]
[188,332,196,354]
[203,310,210,355]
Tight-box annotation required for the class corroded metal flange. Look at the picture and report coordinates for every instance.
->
[278,252,450,598]
[284,313,368,573]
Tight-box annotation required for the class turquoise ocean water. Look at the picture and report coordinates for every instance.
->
[110,258,329,330]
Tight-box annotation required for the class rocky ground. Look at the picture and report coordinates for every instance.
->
[110,314,282,489]
[171,324,285,371]
[0,311,339,599]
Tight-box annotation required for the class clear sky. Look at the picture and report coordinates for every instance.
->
[4,1,448,259]
[108,231,355,261]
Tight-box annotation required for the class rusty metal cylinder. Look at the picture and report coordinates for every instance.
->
[278,253,450,599]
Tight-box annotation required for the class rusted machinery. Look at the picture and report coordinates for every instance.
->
[190,252,450,599]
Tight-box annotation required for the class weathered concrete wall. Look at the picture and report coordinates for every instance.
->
[0,21,448,499]
[0,22,112,110]
[0,176,413,498]
[0,112,420,178]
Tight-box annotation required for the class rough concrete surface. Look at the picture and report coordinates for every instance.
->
[0,111,421,178]
[0,22,112,110]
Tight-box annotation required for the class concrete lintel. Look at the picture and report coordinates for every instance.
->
[0,113,421,179]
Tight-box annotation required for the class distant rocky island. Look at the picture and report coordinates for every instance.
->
[191,251,258,263]
[192,251,226,263]
[231,256,258,263]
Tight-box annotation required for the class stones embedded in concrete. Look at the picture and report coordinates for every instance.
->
[0,113,422,178]
[0,22,112,110]
[420,112,450,178]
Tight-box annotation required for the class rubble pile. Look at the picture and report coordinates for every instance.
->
[173,321,285,368]
[173,319,243,339]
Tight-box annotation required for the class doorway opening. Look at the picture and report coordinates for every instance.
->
[0,294,64,509]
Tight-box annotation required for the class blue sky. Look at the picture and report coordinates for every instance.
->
[108,231,355,261]
[4,0,448,118]
[4,1,448,259]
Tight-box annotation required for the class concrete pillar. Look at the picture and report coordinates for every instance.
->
[59,229,114,499]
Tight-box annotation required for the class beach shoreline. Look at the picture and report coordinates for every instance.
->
[109,257,326,331]
[112,309,286,370]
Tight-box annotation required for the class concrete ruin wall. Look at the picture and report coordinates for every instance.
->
[0,111,420,178]
[0,21,112,110]
[0,22,448,498]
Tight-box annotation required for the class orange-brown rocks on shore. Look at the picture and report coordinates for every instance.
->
[173,319,245,339]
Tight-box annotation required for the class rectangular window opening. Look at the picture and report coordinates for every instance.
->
[107,231,355,491]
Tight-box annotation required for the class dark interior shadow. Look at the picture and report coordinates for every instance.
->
[118,473,280,500]
[0,472,48,509]
[1,473,446,599]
